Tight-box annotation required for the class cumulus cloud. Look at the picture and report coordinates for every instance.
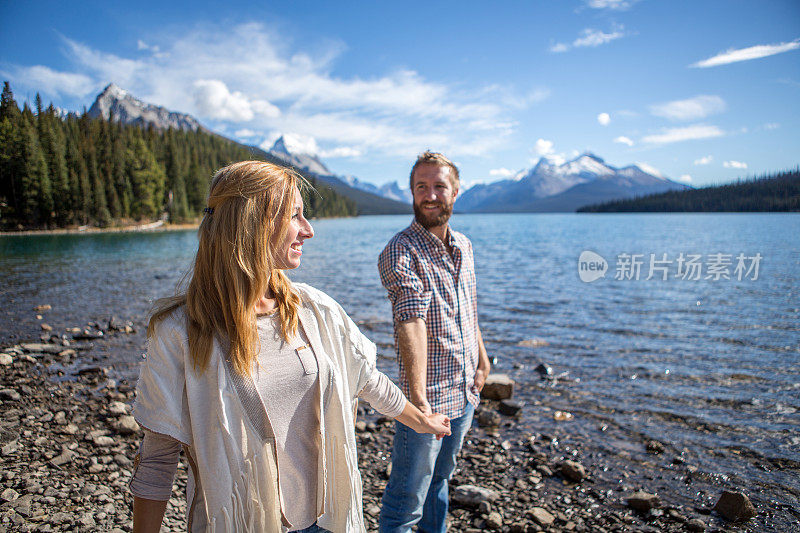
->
[193,79,281,122]
[3,65,95,98]
[235,128,258,138]
[650,95,726,121]
[532,138,566,165]
[136,40,162,55]
[642,124,724,145]
[724,160,747,169]
[597,112,611,126]
[489,168,516,177]
[550,26,625,53]
[694,155,713,165]
[677,174,693,183]
[614,136,634,146]
[691,39,800,68]
[25,22,537,160]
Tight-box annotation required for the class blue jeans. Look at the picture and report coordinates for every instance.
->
[379,403,475,533]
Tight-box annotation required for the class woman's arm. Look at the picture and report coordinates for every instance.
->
[133,497,168,533]
[394,400,451,439]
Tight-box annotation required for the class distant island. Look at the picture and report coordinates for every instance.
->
[577,169,800,213]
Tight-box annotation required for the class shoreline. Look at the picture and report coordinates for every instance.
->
[0,221,201,237]
[0,322,784,532]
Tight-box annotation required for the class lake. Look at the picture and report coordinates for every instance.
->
[1,212,798,525]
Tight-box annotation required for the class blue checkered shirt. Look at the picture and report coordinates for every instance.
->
[378,219,479,419]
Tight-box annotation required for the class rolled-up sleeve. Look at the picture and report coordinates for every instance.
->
[379,241,431,323]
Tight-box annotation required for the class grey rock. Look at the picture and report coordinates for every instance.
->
[627,490,660,511]
[107,401,129,416]
[19,343,63,354]
[94,435,115,447]
[50,449,77,467]
[499,399,523,416]
[1,488,19,502]
[529,507,555,526]
[477,409,502,428]
[646,440,665,454]
[560,460,586,482]
[686,518,705,531]
[452,485,500,507]
[0,353,13,365]
[481,374,514,400]
[485,511,503,530]
[114,415,139,435]
[0,389,21,401]
[713,490,756,522]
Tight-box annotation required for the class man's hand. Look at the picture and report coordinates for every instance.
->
[474,363,489,393]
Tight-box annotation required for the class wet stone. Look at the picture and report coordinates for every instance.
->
[560,460,586,482]
[627,490,660,512]
[714,490,756,522]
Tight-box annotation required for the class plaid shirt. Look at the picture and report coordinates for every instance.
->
[378,219,479,419]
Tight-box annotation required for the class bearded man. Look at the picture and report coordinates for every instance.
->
[378,151,491,533]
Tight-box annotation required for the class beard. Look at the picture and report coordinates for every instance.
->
[414,200,453,229]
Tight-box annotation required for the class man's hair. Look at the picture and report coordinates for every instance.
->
[409,150,460,190]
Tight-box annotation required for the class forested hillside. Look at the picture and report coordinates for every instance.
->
[577,168,800,213]
[0,82,355,230]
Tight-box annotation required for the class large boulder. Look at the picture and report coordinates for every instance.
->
[481,374,515,400]
[451,485,500,507]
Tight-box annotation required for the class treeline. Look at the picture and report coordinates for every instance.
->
[577,168,800,213]
[0,82,355,230]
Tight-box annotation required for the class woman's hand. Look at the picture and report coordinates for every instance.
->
[395,400,452,440]
[424,412,451,440]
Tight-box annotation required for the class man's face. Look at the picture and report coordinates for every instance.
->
[411,164,458,230]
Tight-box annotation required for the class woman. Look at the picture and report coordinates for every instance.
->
[130,161,450,532]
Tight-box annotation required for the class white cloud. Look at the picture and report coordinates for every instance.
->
[693,155,713,165]
[489,168,515,177]
[276,133,319,155]
[550,26,625,53]
[724,160,747,169]
[531,138,566,165]
[3,65,95,98]
[763,122,780,130]
[597,112,611,126]
[29,23,535,159]
[319,146,362,158]
[641,124,724,145]
[650,95,726,121]
[235,128,258,138]
[677,174,692,183]
[193,79,280,122]
[585,0,637,9]
[614,136,634,146]
[137,40,161,54]
[691,39,800,68]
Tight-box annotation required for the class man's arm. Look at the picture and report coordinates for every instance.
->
[397,317,431,415]
[474,325,491,392]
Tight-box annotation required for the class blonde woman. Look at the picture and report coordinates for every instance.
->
[129,161,450,533]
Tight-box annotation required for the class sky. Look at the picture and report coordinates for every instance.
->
[1,0,799,189]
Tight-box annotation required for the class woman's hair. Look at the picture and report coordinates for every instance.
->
[148,160,306,375]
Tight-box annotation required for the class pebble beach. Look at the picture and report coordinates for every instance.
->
[1,313,790,532]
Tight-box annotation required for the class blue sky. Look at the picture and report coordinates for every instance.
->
[1,0,798,189]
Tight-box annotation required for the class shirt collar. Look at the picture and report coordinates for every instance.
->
[409,218,458,250]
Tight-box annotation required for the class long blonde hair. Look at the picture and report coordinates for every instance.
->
[149,160,305,375]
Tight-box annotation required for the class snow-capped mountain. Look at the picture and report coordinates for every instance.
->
[87,83,203,132]
[263,135,410,214]
[265,135,412,211]
[456,153,690,213]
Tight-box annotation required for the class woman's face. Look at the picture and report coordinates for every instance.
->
[274,185,314,270]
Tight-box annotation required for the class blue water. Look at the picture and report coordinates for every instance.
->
[2,213,799,519]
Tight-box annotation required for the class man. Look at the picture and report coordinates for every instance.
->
[378,151,491,533]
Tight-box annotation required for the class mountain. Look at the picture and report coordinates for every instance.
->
[455,153,690,213]
[87,83,203,132]
[264,136,410,215]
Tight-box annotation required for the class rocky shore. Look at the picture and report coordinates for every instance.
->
[0,317,783,532]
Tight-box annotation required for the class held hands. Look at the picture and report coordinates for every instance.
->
[425,412,451,440]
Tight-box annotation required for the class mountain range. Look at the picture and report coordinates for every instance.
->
[455,154,690,213]
[86,83,689,214]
